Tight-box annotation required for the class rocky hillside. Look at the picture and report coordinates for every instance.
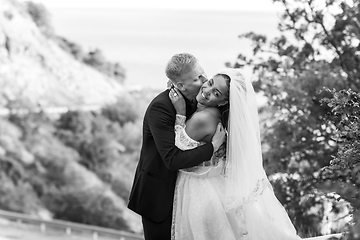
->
[0,0,124,109]
[0,0,144,234]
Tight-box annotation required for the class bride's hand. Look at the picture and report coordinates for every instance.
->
[169,88,186,116]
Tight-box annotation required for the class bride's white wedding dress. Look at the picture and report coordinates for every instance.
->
[171,68,342,240]
[171,114,244,240]
[171,114,302,240]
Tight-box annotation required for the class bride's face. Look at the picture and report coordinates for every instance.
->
[196,74,229,107]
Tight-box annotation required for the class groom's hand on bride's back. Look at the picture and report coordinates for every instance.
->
[211,123,226,152]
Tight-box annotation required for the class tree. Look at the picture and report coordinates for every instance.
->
[83,49,126,84]
[228,0,360,235]
[43,187,130,231]
[101,96,139,127]
[55,36,85,60]
[320,88,360,239]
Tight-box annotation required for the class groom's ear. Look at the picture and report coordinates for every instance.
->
[176,82,185,91]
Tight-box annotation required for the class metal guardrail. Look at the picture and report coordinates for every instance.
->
[306,234,342,240]
[0,209,344,240]
[0,209,144,240]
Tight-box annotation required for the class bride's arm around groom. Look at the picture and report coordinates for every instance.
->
[127,53,225,240]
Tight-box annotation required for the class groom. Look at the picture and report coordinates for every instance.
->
[128,53,226,240]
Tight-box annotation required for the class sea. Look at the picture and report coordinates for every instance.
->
[49,8,280,90]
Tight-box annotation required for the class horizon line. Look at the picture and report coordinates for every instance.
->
[50,7,282,13]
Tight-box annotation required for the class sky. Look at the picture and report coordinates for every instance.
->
[23,0,283,12]
[18,0,283,89]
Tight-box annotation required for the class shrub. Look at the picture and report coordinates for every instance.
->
[319,88,360,239]
[102,96,139,127]
[43,187,130,231]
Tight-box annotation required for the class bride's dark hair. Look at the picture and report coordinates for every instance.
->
[216,73,230,130]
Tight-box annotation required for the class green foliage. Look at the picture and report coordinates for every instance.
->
[270,174,324,235]
[56,112,84,136]
[319,88,360,238]
[55,36,85,60]
[0,118,44,214]
[0,93,144,231]
[43,187,129,231]
[118,121,142,153]
[0,173,42,213]
[83,49,126,83]
[80,131,120,168]
[53,97,142,220]
[228,0,360,235]
[101,96,139,127]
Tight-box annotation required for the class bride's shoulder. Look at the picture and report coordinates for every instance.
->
[186,108,220,141]
[190,108,220,125]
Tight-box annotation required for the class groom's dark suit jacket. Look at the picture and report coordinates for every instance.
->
[128,89,214,223]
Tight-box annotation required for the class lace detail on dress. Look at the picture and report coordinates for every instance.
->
[225,178,273,236]
[175,125,200,150]
[225,178,272,210]
[174,114,201,150]
[175,114,186,127]
[234,207,248,236]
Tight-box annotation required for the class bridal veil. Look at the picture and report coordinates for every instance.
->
[218,68,301,239]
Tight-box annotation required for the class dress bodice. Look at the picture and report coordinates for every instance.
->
[174,114,226,178]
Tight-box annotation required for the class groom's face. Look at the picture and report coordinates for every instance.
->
[177,62,207,100]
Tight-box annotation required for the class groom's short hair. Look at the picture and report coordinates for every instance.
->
[165,53,198,81]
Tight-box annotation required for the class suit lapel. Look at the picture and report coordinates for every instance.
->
[185,98,197,119]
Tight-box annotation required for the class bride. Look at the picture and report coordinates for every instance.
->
[168,68,302,240]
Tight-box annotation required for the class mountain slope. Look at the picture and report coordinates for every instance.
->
[0,0,124,109]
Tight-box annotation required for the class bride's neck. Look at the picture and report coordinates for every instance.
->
[196,103,208,111]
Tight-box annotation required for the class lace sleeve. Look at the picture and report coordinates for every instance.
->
[174,114,200,150]
[175,114,186,127]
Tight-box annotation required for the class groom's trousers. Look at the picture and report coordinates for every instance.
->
[141,210,172,240]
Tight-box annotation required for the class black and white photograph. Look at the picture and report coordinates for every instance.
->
[0,0,358,239]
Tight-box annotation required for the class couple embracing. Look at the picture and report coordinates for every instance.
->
[128,53,301,240]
